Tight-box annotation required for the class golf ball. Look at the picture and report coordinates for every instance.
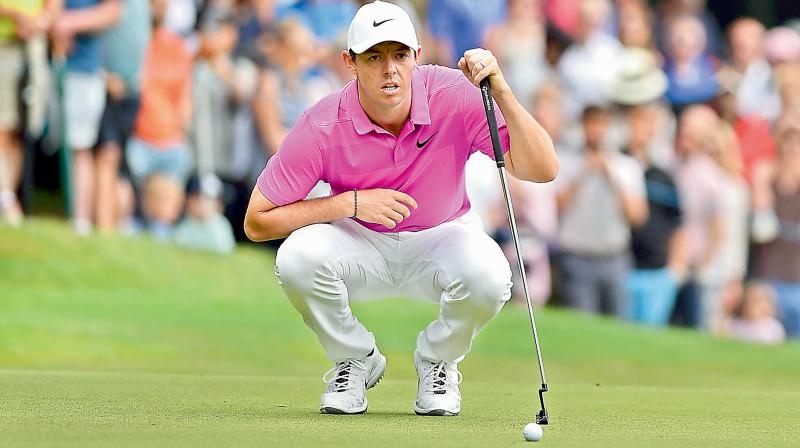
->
[523,423,543,442]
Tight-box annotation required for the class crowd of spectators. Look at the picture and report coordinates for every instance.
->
[1,0,799,345]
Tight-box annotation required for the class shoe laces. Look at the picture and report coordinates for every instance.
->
[424,361,462,395]
[322,359,368,393]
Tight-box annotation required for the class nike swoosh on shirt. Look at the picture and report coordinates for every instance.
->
[416,131,438,148]
[373,19,394,27]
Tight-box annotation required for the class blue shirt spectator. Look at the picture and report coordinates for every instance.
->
[663,14,718,108]
[276,0,357,43]
[65,0,102,73]
[426,0,506,65]
[664,54,718,107]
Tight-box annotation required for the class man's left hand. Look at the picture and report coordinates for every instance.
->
[458,48,510,96]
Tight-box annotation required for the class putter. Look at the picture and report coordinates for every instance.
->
[479,78,550,425]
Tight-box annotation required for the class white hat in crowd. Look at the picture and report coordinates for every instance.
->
[609,48,668,106]
[347,1,419,54]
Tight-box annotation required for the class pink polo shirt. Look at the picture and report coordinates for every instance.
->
[256,64,510,232]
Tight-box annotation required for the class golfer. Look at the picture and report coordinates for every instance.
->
[244,0,557,415]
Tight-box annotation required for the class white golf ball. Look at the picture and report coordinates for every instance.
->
[522,422,543,442]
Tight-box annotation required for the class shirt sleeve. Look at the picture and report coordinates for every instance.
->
[462,81,511,161]
[255,114,324,206]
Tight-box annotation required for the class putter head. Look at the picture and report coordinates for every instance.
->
[536,408,549,425]
[536,384,549,424]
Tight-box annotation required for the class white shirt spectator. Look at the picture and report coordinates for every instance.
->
[556,150,646,255]
[736,59,781,122]
[557,32,622,119]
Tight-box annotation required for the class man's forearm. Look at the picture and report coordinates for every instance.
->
[245,192,354,242]
[493,89,558,183]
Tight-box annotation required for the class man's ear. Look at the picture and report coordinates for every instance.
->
[415,47,423,63]
[342,50,357,74]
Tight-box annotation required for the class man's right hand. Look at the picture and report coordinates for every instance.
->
[353,189,418,229]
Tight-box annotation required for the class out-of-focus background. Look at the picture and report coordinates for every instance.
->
[2,1,800,446]
[3,0,800,344]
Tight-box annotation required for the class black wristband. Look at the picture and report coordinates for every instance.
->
[352,189,358,218]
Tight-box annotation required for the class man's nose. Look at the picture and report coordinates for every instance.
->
[383,57,397,75]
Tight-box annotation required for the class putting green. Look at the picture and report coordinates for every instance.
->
[2,220,799,447]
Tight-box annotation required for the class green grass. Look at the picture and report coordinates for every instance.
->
[2,219,799,447]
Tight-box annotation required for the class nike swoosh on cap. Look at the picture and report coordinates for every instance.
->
[373,18,394,27]
[416,131,438,148]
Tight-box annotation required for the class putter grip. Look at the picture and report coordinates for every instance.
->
[479,78,505,168]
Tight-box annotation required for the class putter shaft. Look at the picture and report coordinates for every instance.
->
[479,78,549,424]
[497,167,550,424]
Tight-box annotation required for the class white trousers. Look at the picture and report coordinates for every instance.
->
[275,212,513,364]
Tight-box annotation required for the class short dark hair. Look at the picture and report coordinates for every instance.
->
[581,104,610,121]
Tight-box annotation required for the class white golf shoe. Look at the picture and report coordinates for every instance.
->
[319,347,386,414]
[413,351,462,416]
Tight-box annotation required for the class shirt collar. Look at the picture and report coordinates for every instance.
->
[346,67,431,136]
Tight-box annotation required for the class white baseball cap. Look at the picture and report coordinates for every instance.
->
[347,1,419,54]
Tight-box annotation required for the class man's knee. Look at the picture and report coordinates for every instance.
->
[275,224,344,290]
[444,262,512,310]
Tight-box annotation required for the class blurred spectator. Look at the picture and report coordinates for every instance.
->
[663,14,718,111]
[276,0,356,44]
[252,18,327,156]
[624,102,685,326]
[752,126,800,339]
[163,0,197,37]
[555,105,648,317]
[557,0,622,119]
[701,122,748,332]
[714,68,776,186]
[617,0,657,53]
[774,63,800,123]
[609,47,676,166]
[425,0,506,66]
[193,5,260,241]
[727,18,781,122]
[483,0,548,110]
[50,0,122,235]
[608,52,684,325]
[234,0,277,60]
[763,26,800,66]
[609,48,667,107]
[724,281,786,345]
[671,105,725,328]
[655,0,722,57]
[141,173,184,239]
[193,7,259,180]
[543,0,579,39]
[126,0,193,238]
[94,0,151,233]
[0,0,57,226]
[173,176,236,254]
[316,30,354,87]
